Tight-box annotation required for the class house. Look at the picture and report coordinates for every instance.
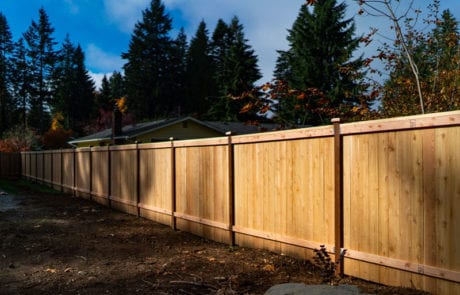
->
[68,116,292,148]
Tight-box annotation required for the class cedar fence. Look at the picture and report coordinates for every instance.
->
[18,111,460,294]
[0,152,21,178]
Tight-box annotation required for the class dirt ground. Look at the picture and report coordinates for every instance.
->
[0,179,428,295]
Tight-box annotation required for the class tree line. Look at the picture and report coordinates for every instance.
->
[0,0,458,151]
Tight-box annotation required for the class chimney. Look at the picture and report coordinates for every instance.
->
[112,107,122,144]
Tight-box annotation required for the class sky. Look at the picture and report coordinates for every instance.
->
[1,0,460,89]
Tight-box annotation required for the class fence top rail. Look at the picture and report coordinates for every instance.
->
[138,142,173,150]
[231,125,333,144]
[340,110,460,135]
[172,137,228,148]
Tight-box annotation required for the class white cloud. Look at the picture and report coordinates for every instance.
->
[89,71,114,90]
[86,44,125,73]
[163,0,305,83]
[103,0,150,33]
[64,0,80,14]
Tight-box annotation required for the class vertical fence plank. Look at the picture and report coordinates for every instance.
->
[332,118,343,276]
[226,132,235,246]
[136,143,140,217]
[170,138,177,230]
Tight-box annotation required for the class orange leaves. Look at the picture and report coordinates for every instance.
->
[116,97,128,113]
[239,102,254,114]
[305,0,317,6]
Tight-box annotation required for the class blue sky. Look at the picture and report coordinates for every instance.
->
[1,0,459,89]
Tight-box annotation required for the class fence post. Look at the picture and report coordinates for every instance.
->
[226,132,235,246]
[136,142,141,217]
[170,137,176,230]
[60,149,64,192]
[73,148,76,197]
[29,152,31,180]
[107,145,112,208]
[35,151,38,183]
[332,118,344,277]
[50,151,54,188]
[42,151,45,184]
[89,147,93,201]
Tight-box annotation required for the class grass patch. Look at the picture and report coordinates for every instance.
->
[0,178,60,195]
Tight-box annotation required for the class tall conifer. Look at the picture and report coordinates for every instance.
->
[0,13,14,135]
[122,0,175,119]
[275,0,365,124]
[23,7,58,133]
[184,21,215,116]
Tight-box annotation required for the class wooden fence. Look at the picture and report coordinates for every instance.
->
[20,111,460,294]
[0,152,21,178]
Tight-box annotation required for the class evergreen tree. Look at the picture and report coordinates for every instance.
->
[10,38,30,129]
[51,35,75,127]
[71,45,96,130]
[96,74,112,110]
[184,21,215,115]
[122,0,175,119]
[109,71,125,101]
[275,0,365,124]
[23,7,58,133]
[225,17,261,96]
[52,36,95,132]
[167,27,187,115]
[207,17,261,121]
[210,19,231,96]
[0,13,14,136]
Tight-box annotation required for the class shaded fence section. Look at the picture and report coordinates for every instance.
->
[0,153,21,178]
[21,111,460,294]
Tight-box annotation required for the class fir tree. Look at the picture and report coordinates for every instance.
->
[0,13,14,136]
[96,74,112,110]
[122,0,175,119]
[207,17,261,121]
[275,0,365,124]
[10,38,30,129]
[184,21,215,116]
[52,37,95,132]
[167,27,187,115]
[71,45,95,131]
[109,71,125,101]
[23,7,58,133]
[210,19,231,96]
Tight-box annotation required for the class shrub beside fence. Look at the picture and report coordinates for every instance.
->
[20,110,460,294]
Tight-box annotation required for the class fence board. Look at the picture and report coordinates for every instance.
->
[110,148,137,214]
[0,153,21,177]
[62,151,74,191]
[343,126,460,292]
[175,145,230,243]
[234,137,335,259]
[139,147,172,225]
[91,148,109,205]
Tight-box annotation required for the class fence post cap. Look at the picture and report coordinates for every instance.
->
[331,118,341,123]
[225,131,232,136]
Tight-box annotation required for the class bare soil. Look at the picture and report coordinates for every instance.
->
[0,179,428,294]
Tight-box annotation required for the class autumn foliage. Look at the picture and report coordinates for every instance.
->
[237,80,377,126]
[41,112,73,150]
[0,126,38,152]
